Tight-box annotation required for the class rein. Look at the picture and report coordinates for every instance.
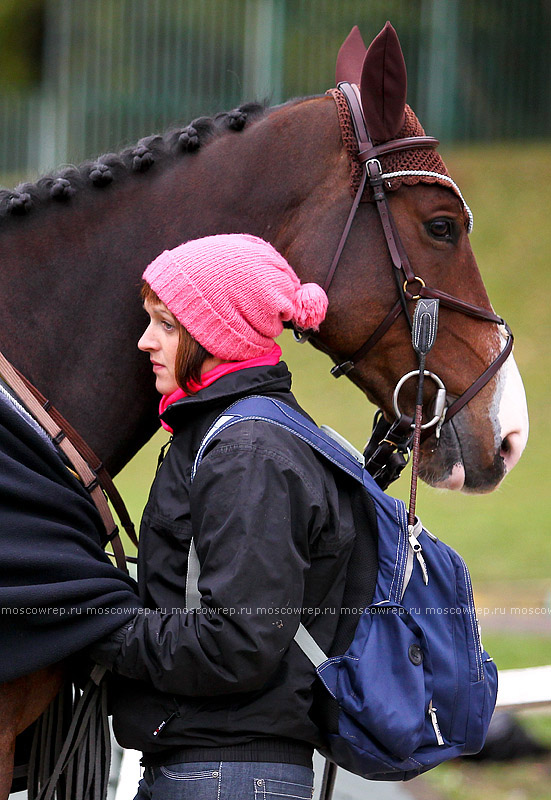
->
[309,83,514,489]
[0,350,137,571]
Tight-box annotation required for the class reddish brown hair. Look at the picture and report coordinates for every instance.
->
[141,282,211,392]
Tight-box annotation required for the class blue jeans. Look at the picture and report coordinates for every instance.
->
[134,761,314,800]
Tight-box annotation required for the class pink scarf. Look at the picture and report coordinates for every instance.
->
[158,343,282,432]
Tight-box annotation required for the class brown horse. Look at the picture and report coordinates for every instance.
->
[0,23,528,797]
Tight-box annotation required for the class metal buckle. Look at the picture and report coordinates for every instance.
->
[393,370,447,430]
[366,158,382,180]
[403,276,426,300]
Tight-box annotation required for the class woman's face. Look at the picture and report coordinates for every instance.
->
[138,298,180,396]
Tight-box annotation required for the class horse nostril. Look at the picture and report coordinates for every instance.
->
[500,431,525,472]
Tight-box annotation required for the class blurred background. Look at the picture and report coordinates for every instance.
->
[2,2,550,798]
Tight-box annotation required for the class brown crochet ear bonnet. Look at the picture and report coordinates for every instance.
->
[333,23,473,232]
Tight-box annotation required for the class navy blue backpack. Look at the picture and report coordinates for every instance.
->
[191,395,498,781]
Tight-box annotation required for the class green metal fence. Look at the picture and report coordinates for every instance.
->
[1,0,550,185]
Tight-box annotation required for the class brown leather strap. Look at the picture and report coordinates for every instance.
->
[408,403,423,525]
[323,168,368,294]
[358,136,439,163]
[0,351,131,573]
[368,160,417,282]
[326,83,515,436]
[109,528,129,574]
[338,82,371,151]
[330,300,403,377]
[13,367,138,548]
[443,325,514,424]
[417,285,504,324]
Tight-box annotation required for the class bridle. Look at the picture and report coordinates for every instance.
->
[298,83,514,489]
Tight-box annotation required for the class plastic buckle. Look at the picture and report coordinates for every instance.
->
[330,361,354,378]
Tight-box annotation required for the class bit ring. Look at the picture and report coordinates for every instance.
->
[393,370,447,430]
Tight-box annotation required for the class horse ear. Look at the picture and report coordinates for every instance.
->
[335,26,367,85]
[360,21,407,141]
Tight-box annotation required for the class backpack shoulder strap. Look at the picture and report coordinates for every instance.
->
[189,395,372,666]
[192,395,366,486]
[189,395,406,665]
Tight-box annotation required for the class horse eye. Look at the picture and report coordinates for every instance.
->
[428,219,453,239]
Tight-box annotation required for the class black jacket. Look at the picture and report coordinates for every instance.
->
[94,363,375,765]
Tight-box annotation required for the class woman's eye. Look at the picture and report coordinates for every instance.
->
[427,219,453,240]
[162,320,175,332]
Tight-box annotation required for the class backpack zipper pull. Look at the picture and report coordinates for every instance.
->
[408,527,429,585]
[428,700,445,745]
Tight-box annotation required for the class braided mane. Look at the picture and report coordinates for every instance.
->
[0,102,266,221]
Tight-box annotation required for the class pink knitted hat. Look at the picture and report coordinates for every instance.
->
[142,233,328,360]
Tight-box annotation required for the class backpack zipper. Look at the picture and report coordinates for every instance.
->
[402,522,429,598]
[458,555,484,682]
[408,526,429,585]
[428,700,445,745]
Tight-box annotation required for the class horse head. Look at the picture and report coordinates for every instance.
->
[277,22,528,492]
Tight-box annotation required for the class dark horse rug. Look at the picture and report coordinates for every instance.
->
[0,384,141,795]
[0,387,140,681]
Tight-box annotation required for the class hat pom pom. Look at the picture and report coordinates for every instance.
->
[292,283,328,331]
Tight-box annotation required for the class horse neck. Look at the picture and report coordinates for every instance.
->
[0,193,161,474]
[0,95,340,474]
[153,96,342,266]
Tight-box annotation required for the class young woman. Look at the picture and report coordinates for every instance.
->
[91,233,369,800]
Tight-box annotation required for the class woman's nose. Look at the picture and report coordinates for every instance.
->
[138,324,156,352]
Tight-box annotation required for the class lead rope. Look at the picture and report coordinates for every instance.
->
[28,667,110,800]
[408,299,439,526]
[321,304,439,800]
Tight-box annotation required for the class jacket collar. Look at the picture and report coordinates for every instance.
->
[160,362,293,431]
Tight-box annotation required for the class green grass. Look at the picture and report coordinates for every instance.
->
[424,759,551,800]
[483,633,551,671]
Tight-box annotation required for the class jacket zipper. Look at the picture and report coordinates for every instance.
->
[156,436,173,474]
[152,703,181,737]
